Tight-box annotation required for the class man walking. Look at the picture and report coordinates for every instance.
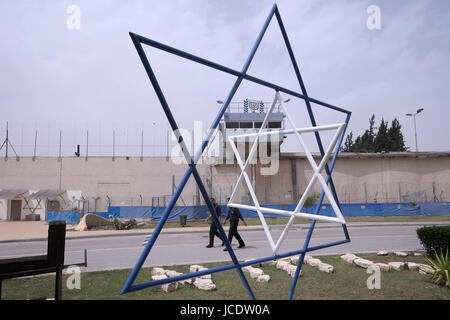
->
[223,197,247,251]
[205,197,224,248]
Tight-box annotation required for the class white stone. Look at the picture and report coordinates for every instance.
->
[388,262,405,271]
[290,255,300,265]
[418,264,434,274]
[256,275,270,282]
[285,264,301,278]
[164,270,190,284]
[304,254,313,264]
[318,262,334,273]
[419,269,427,275]
[353,258,374,269]
[249,268,264,279]
[151,267,166,276]
[340,253,358,264]
[162,281,178,292]
[276,260,291,270]
[375,263,391,272]
[165,270,181,277]
[394,251,408,258]
[189,265,204,273]
[197,267,212,279]
[242,266,253,273]
[414,252,423,256]
[377,251,389,256]
[407,262,419,271]
[193,278,216,290]
[151,274,167,281]
[307,258,322,267]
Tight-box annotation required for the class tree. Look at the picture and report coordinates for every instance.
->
[388,118,407,151]
[374,118,389,152]
[351,114,376,152]
[341,131,354,152]
[341,115,408,153]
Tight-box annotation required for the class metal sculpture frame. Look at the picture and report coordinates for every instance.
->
[228,91,347,255]
[121,3,352,300]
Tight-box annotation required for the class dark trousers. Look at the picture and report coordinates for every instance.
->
[228,220,245,246]
[209,222,223,245]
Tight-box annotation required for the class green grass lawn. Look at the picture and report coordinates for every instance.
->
[2,252,449,300]
[145,215,450,229]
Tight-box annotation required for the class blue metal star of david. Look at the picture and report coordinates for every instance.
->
[121,3,352,300]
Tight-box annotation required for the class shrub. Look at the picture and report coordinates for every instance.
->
[417,226,450,256]
[301,193,318,213]
[427,249,450,288]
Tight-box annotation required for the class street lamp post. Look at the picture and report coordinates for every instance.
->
[406,108,424,152]
[152,122,156,156]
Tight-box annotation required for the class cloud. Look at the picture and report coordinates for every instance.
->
[0,0,449,156]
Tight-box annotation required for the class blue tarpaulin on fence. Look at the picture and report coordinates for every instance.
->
[104,201,450,220]
[107,205,209,220]
[44,201,450,223]
[46,211,79,224]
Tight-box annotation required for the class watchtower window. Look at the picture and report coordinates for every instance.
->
[268,122,282,128]
[226,122,239,129]
[239,122,253,129]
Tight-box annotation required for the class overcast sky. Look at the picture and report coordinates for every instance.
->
[0,0,449,157]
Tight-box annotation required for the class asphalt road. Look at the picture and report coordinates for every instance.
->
[0,224,426,272]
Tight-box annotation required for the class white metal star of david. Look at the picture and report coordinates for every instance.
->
[228,91,347,254]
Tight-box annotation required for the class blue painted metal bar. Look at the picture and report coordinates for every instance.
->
[123,4,277,298]
[312,112,352,217]
[121,167,194,294]
[123,3,352,300]
[122,34,197,294]
[129,33,190,157]
[276,13,353,302]
[192,3,276,164]
[244,75,351,114]
[130,34,350,115]
[288,220,316,300]
[191,168,255,299]
[286,119,351,298]
[286,113,351,299]
[125,237,350,293]
[274,5,348,214]
[286,129,351,299]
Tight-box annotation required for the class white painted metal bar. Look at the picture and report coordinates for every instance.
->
[273,215,296,253]
[273,125,346,252]
[228,138,276,251]
[228,123,344,140]
[228,92,278,204]
[173,129,193,164]
[256,206,341,223]
[316,123,346,173]
[276,92,319,173]
[227,92,347,254]
[316,173,346,223]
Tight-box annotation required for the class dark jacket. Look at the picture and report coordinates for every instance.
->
[208,203,222,220]
[225,207,244,222]
[214,204,222,217]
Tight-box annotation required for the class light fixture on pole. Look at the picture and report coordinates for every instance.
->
[406,107,424,152]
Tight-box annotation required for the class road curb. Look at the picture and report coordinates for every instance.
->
[1,221,448,243]
[297,221,450,230]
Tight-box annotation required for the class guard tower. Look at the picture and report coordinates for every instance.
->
[218,98,286,161]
